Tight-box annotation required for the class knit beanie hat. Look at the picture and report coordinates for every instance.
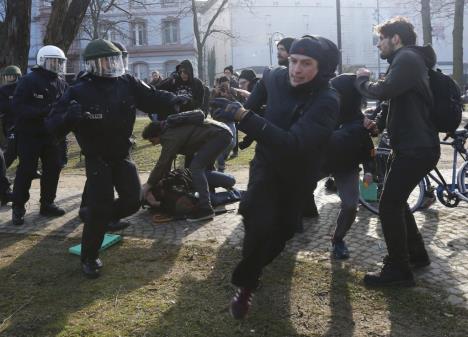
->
[277,37,295,53]
[239,69,257,82]
[289,36,340,81]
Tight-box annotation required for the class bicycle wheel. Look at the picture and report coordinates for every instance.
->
[457,161,468,197]
[359,148,425,214]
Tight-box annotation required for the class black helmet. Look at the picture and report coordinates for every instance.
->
[1,65,22,84]
[82,39,124,78]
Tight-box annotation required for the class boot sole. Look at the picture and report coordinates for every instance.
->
[187,214,214,222]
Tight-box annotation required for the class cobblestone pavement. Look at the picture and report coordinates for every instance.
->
[0,170,467,310]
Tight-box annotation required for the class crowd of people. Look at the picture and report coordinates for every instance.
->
[0,15,457,320]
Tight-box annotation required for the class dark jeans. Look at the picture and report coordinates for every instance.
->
[231,160,307,289]
[81,157,141,262]
[189,130,232,210]
[379,147,440,268]
[12,133,62,207]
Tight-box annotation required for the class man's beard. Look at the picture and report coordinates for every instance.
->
[278,57,288,66]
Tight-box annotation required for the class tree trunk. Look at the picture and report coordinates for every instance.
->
[43,0,91,53]
[452,0,464,87]
[0,0,32,73]
[421,0,432,45]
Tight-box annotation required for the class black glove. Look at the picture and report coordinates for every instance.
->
[65,101,89,125]
[171,95,191,106]
[238,135,254,150]
[210,98,243,122]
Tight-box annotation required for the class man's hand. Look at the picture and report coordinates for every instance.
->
[65,101,90,124]
[363,116,379,136]
[356,68,371,78]
[210,98,244,122]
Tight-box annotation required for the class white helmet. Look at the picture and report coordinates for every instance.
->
[36,45,67,74]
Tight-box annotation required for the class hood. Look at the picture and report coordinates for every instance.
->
[176,60,194,81]
[387,45,436,69]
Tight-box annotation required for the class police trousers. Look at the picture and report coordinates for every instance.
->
[80,156,141,262]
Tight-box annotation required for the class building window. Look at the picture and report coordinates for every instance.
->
[131,21,147,46]
[162,20,179,44]
[162,0,178,7]
[129,0,146,8]
[164,60,179,77]
[133,63,149,81]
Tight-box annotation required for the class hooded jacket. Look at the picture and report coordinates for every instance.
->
[158,60,204,112]
[355,45,439,152]
[0,82,18,133]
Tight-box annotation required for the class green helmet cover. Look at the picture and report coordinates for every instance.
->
[3,65,22,77]
[83,39,121,61]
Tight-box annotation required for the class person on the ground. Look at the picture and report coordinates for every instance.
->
[211,36,340,319]
[355,16,440,287]
[11,45,69,226]
[158,60,204,112]
[46,39,185,279]
[141,110,232,222]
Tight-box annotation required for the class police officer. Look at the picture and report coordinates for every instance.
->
[0,65,22,168]
[46,39,183,278]
[11,46,68,226]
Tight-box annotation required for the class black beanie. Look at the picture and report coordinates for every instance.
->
[277,37,294,53]
[224,65,234,74]
[289,36,340,80]
[239,69,257,82]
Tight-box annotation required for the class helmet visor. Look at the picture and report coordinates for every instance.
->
[85,55,124,78]
[2,74,19,83]
[43,57,67,74]
[122,53,129,72]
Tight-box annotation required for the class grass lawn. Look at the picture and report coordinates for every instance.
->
[0,234,467,337]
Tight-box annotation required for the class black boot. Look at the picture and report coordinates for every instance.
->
[81,259,101,279]
[106,220,130,232]
[409,236,430,269]
[364,257,415,287]
[12,207,26,226]
[40,203,65,217]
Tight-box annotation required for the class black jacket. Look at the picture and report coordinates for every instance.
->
[0,82,17,133]
[12,67,68,136]
[158,60,204,112]
[238,67,339,186]
[46,74,176,160]
[355,45,439,152]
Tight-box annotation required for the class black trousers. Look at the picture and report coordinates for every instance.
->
[379,147,440,268]
[12,133,62,207]
[231,160,307,289]
[4,130,17,169]
[80,157,141,262]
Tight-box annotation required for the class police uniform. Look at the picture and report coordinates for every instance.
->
[11,66,68,221]
[47,59,178,277]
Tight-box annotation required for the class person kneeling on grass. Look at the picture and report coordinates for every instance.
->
[141,110,233,222]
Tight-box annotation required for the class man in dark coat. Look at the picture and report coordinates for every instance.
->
[355,16,440,287]
[211,36,340,319]
[277,37,294,66]
[158,60,204,112]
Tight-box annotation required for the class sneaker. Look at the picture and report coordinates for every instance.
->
[332,241,350,260]
[12,207,26,226]
[40,203,65,217]
[409,250,431,269]
[187,207,215,222]
[95,258,103,269]
[230,287,254,320]
[364,258,415,288]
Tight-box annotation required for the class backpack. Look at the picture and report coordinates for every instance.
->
[428,68,463,133]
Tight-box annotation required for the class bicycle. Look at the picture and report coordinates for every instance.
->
[359,126,468,215]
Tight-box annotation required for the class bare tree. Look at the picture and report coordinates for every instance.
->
[43,0,92,53]
[421,0,432,45]
[452,0,464,87]
[191,0,232,81]
[0,0,32,72]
